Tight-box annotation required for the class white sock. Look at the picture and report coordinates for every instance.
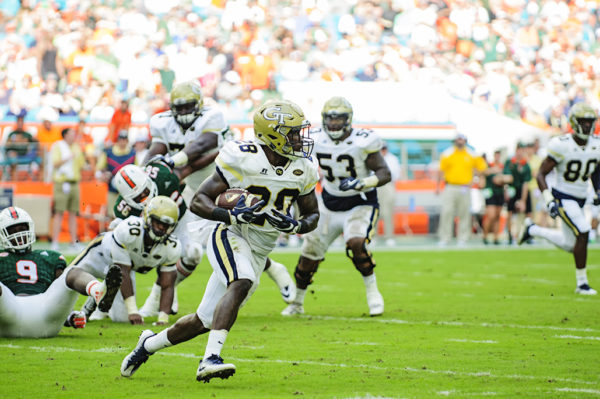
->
[142,283,161,306]
[86,280,103,304]
[294,288,307,305]
[204,329,228,359]
[363,273,376,287]
[576,268,588,287]
[143,330,172,353]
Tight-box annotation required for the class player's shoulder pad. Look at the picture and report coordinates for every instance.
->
[352,128,382,153]
[113,215,142,246]
[216,140,258,171]
[294,156,320,193]
[162,235,181,264]
[150,111,174,131]
[37,249,67,263]
[196,106,227,131]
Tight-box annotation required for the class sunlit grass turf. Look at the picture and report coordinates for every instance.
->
[1,248,599,398]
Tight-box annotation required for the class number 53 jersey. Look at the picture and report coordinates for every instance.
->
[312,127,383,198]
[547,134,600,199]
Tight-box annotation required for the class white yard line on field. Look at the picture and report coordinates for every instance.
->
[446,339,498,344]
[1,343,598,387]
[555,388,600,395]
[283,314,600,333]
[553,335,600,341]
[437,390,498,396]
[331,341,380,346]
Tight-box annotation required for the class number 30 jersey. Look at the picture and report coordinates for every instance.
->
[0,250,66,295]
[546,134,600,199]
[312,127,383,198]
[215,140,319,253]
[72,216,181,276]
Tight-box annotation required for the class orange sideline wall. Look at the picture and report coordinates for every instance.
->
[0,122,441,240]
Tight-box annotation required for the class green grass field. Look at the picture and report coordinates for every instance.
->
[1,247,599,398]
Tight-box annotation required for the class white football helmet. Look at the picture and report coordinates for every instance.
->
[0,206,36,253]
[112,164,158,211]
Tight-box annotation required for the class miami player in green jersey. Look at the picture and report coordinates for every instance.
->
[108,162,199,320]
[0,206,122,337]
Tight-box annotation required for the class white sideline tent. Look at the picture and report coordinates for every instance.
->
[279,81,549,156]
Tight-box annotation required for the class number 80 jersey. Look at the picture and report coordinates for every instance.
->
[547,134,600,199]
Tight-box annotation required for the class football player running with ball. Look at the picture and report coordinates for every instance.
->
[77,196,182,324]
[0,207,121,337]
[121,99,320,382]
[519,103,600,295]
[282,96,391,317]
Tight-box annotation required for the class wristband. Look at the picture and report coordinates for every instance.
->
[157,311,169,323]
[171,151,188,167]
[361,175,379,189]
[542,189,554,205]
[124,296,138,315]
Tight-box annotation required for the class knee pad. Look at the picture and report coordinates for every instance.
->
[346,243,376,276]
[294,259,320,289]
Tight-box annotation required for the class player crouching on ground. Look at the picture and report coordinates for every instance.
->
[0,206,122,337]
[120,99,319,383]
[78,196,181,324]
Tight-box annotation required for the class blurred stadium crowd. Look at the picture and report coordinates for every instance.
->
[1,0,600,131]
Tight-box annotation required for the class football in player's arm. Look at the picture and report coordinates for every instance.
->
[0,207,122,337]
[282,96,391,317]
[518,103,599,295]
[121,99,319,383]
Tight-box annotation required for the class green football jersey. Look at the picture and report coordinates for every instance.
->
[0,249,67,295]
[113,162,187,220]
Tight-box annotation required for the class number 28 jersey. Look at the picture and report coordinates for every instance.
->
[312,127,383,198]
[546,134,600,199]
[215,140,319,253]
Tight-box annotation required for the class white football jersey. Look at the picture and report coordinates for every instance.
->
[150,106,229,190]
[546,134,600,199]
[103,215,181,274]
[215,140,319,253]
[312,127,383,197]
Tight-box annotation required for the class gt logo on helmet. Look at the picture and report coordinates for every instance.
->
[263,107,293,124]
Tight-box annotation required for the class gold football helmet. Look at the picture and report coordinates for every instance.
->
[569,103,597,142]
[170,81,204,128]
[253,99,313,159]
[143,196,179,243]
[321,96,353,140]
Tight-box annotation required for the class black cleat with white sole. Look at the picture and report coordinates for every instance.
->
[196,354,236,383]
